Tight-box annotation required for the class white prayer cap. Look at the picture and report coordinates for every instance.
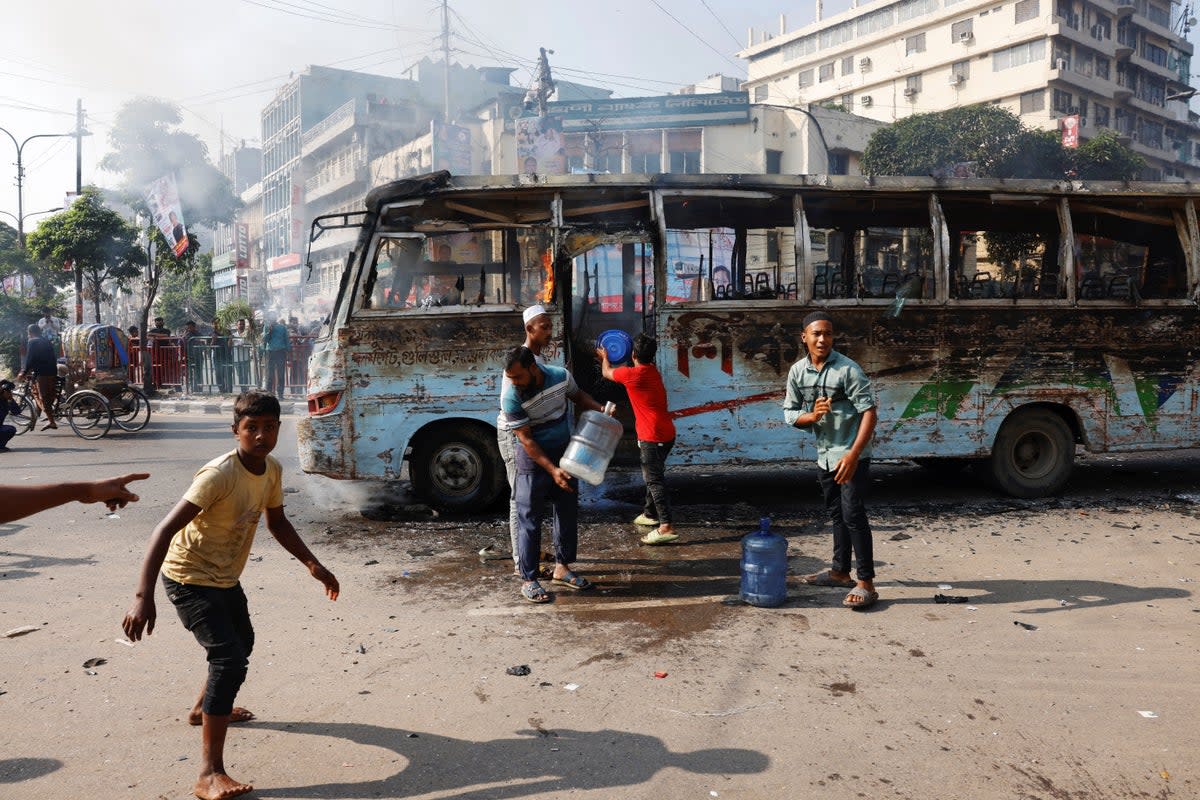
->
[522,305,548,324]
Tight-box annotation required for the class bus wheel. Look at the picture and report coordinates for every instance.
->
[989,408,1074,498]
[410,425,504,513]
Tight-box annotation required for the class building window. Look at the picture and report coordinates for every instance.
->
[753,85,768,102]
[798,69,814,88]
[1094,104,1110,127]
[1014,0,1038,23]
[765,149,783,174]
[667,129,701,174]
[905,74,923,95]
[951,18,974,41]
[906,33,927,55]
[1096,57,1110,80]
[1052,89,1074,113]
[828,152,850,175]
[993,39,1046,70]
[629,130,661,173]
[952,60,971,81]
[1020,89,1045,112]
[842,56,855,75]
[819,62,836,82]
[841,93,854,110]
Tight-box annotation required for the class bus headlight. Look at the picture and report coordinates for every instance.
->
[307,390,342,416]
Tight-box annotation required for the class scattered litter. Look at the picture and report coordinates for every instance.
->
[356,644,366,655]
[563,683,580,691]
[1176,492,1200,505]
[104,512,120,520]
[3,625,40,638]
[406,733,419,738]
[711,792,720,798]
[384,627,400,633]
[1112,522,1140,530]
[177,756,188,761]
[85,670,98,676]
[115,638,135,647]
[401,571,410,578]
[550,747,560,752]
[506,665,531,676]
[937,584,953,590]
[249,555,263,562]
[889,532,912,541]
[965,605,978,611]
[1137,710,1159,718]
[1161,769,1170,781]
[478,545,509,561]
[1059,600,1072,607]
[720,596,742,606]
[1013,621,1037,631]
[1179,578,1194,583]
[654,671,668,679]
[539,681,552,687]
[934,594,968,604]
[358,690,371,695]
[364,560,379,566]
[82,657,106,668]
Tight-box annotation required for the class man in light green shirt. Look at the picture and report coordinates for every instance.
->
[783,311,880,610]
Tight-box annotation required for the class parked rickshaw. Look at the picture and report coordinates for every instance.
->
[14,324,151,439]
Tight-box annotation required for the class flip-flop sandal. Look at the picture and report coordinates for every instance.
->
[640,529,679,545]
[803,570,856,587]
[551,571,594,591]
[843,586,879,610]
[521,580,551,603]
[189,707,255,725]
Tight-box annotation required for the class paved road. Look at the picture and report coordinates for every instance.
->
[2,415,1197,799]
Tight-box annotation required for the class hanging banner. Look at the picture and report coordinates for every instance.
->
[432,121,473,174]
[515,116,567,175]
[1061,114,1081,149]
[145,173,189,257]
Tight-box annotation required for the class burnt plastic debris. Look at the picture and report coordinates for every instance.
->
[1013,620,1038,631]
[934,594,969,604]
[506,664,532,676]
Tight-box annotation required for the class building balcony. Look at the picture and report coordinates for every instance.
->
[301,99,357,157]
[1053,19,1114,55]
[1128,94,1168,116]
[1129,51,1176,79]
[1115,0,1135,17]
[1050,65,1112,97]
[304,163,368,204]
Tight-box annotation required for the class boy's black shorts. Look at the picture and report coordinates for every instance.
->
[162,574,254,715]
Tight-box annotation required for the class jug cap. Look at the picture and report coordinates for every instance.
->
[603,401,617,416]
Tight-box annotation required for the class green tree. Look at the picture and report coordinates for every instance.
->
[157,251,217,328]
[0,221,66,302]
[25,187,144,324]
[100,97,240,389]
[1072,130,1145,180]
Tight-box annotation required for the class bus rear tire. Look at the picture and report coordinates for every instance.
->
[988,408,1074,498]
[410,424,505,513]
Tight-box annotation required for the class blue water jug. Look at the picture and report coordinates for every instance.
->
[740,517,788,607]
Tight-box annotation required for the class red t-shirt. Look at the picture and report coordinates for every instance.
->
[610,363,676,443]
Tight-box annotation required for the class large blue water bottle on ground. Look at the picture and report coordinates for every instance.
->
[740,516,788,607]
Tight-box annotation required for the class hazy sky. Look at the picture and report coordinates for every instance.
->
[0,0,806,224]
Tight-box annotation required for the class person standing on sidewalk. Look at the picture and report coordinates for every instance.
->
[782,311,880,610]
[596,333,678,545]
[263,317,290,398]
[494,305,554,573]
[18,324,58,431]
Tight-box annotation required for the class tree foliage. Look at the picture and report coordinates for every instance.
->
[860,105,1144,181]
[157,251,216,328]
[25,187,145,323]
[99,98,240,227]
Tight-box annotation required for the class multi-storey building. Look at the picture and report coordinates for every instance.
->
[212,143,262,308]
[740,0,1198,180]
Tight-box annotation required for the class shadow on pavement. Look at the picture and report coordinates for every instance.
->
[890,578,1192,613]
[249,721,768,800]
[0,757,63,783]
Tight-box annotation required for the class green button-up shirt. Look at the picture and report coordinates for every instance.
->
[782,350,876,470]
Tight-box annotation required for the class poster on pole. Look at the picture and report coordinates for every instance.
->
[1061,115,1080,149]
[145,173,190,257]
[431,121,473,174]
[515,115,567,174]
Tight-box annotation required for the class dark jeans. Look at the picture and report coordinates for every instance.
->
[514,457,578,581]
[816,458,875,581]
[162,575,254,716]
[639,439,674,525]
[267,350,287,397]
[0,423,15,448]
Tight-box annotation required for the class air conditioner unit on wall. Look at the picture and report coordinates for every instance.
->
[949,73,965,85]
[859,57,872,71]
[958,30,974,42]
[1055,58,1068,70]
[861,95,874,106]
[904,87,919,97]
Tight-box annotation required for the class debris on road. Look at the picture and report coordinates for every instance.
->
[889,532,912,541]
[82,657,106,668]
[1137,710,1159,718]
[356,643,366,654]
[505,665,531,676]
[1013,621,1038,631]
[934,594,968,603]
[654,671,668,678]
[563,683,580,691]
[478,545,509,561]
[4,625,41,638]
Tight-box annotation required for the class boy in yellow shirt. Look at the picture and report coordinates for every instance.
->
[122,391,339,800]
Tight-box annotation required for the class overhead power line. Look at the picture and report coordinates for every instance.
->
[647,0,744,73]
[698,0,745,50]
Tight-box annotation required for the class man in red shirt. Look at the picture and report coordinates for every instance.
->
[596,333,678,545]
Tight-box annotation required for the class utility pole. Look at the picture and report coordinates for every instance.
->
[75,99,85,324]
[441,0,451,123]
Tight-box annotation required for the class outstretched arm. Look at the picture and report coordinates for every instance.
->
[0,473,150,524]
[266,506,339,600]
[122,498,201,641]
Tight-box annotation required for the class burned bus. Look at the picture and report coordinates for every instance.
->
[298,172,1200,510]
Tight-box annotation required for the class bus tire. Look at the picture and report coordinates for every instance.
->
[409,424,505,513]
[988,408,1074,498]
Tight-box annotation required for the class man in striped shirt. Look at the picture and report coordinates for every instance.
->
[500,345,605,603]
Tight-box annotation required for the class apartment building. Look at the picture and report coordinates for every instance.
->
[741,0,1199,180]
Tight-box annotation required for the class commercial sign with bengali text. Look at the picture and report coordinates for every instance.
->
[547,91,749,132]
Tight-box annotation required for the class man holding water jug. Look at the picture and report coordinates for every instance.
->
[783,311,880,610]
[500,345,606,603]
